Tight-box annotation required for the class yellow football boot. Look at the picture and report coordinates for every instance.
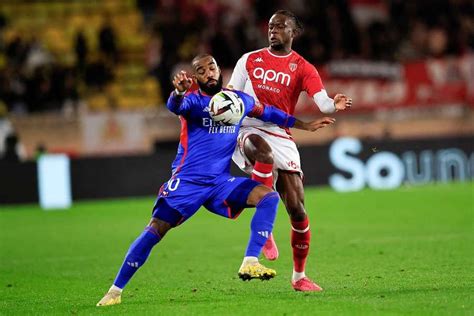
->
[96,289,122,306]
[238,262,276,281]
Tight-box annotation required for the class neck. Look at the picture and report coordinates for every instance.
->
[268,45,292,56]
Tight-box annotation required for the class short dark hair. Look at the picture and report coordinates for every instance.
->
[191,53,213,66]
[273,10,304,36]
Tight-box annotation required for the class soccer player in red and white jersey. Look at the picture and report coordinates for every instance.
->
[227,10,352,292]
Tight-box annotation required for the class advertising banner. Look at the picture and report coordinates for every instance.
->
[300,136,473,191]
[295,55,473,114]
[1,136,472,203]
[80,111,146,155]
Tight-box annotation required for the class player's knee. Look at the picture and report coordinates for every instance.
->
[259,191,279,204]
[256,191,279,215]
[252,191,279,230]
[149,217,172,237]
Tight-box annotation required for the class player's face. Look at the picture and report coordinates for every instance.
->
[193,56,221,87]
[192,56,223,95]
[268,14,294,50]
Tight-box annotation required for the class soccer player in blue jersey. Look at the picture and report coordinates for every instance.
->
[97,54,335,306]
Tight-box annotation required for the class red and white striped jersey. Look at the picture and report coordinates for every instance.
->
[228,48,328,134]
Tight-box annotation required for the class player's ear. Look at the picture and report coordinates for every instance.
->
[290,24,298,38]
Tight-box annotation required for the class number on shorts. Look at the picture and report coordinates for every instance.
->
[167,178,181,191]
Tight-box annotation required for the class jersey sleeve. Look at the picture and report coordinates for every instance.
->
[166,91,193,115]
[302,62,325,96]
[303,62,336,113]
[227,54,248,90]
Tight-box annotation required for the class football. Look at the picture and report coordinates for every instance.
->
[209,90,244,126]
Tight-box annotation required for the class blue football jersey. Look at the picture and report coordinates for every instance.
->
[166,89,295,182]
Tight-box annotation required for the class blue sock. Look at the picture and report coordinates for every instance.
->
[113,226,161,289]
[245,192,279,257]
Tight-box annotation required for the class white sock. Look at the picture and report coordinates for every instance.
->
[240,256,258,269]
[109,285,123,293]
[292,270,306,282]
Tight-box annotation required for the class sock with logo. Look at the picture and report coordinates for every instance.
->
[251,161,273,188]
[245,192,279,257]
[291,216,311,277]
[113,226,161,289]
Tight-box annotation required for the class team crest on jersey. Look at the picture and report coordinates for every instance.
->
[289,63,297,72]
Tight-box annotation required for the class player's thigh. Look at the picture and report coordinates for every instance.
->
[239,128,302,174]
[204,177,260,219]
[152,177,210,226]
[152,199,187,229]
[232,128,272,173]
[243,134,273,164]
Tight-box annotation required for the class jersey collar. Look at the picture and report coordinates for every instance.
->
[266,48,293,58]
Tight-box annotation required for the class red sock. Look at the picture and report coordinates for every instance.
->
[291,217,311,273]
[251,161,273,188]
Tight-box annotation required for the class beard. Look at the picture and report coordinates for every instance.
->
[198,74,223,96]
[270,42,285,51]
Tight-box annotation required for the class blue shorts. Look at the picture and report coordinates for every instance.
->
[152,175,260,226]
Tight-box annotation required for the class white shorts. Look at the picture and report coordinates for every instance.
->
[232,126,303,183]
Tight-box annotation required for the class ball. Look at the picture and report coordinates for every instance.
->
[209,90,244,126]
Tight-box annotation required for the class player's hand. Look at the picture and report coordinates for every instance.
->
[294,117,336,131]
[334,94,352,111]
[172,70,193,93]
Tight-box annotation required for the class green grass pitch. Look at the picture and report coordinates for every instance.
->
[1,182,473,315]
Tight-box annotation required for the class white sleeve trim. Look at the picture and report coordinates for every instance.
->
[313,89,336,114]
[227,53,250,90]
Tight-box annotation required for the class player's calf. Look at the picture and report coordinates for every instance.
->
[244,191,278,257]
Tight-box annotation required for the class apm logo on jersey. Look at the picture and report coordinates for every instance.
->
[253,68,291,85]
[252,67,291,93]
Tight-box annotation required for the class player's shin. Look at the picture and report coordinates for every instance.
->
[245,192,279,257]
[113,226,162,290]
[239,191,279,280]
[291,216,310,278]
[251,161,279,260]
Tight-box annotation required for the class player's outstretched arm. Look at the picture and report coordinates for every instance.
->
[313,90,353,113]
[167,70,194,114]
[247,100,334,132]
[173,70,193,94]
[293,117,336,131]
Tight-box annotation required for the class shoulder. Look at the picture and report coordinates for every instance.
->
[243,48,266,58]
[292,53,318,75]
[187,90,200,99]
[238,48,266,64]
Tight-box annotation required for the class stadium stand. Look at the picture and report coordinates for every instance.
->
[0,0,161,113]
[0,0,472,157]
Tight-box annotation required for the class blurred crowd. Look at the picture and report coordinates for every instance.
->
[0,13,118,114]
[141,0,473,93]
[0,0,472,116]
